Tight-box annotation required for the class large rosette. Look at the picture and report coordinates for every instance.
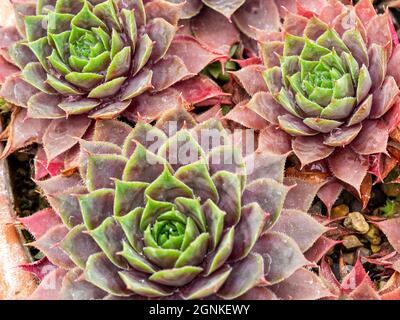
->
[20,107,329,300]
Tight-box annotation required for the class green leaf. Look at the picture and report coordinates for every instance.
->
[320,97,356,120]
[143,224,159,248]
[93,0,122,31]
[25,15,47,41]
[79,188,114,230]
[308,87,333,107]
[122,121,167,158]
[28,37,52,71]
[356,64,372,104]
[180,217,200,251]
[114,180,148,216]
[106,47,131,81]
[299,58,318,81]
[205,227,234,276]
[303,117,343,133]
[65,72,104,90]
[175,233,210,268]
[284,33,305,56]
[68,55,89,71]
[119,270,172,298]
[175,197,206,233]
[341,52,359,85]
[320,51,346,74]
[121,8,137,48]
[116,207,144,252]
[158,130,205,170]
[58,98,100,115]
[133,34,153,75]
[92,27,111,51]
[333,73,354,99]
[143,247,181,269]
[49,31,70,62]
[140,197,174,231]
[122,143,168,183]
[287,72,304,95]
[280,55,299,87]
[119,241,157,274]
[22,62,56,94]
[71,1,107,29]
[277,88,301,117]
[202,199,224,251]
[47,12,74,34]
[82,51,111,73]
[295,92,323,117]
[90,217,127,268]
[149,266,203,287]
[145,166,194,203]
[110,29,124,59]
[317,28,350,55]
[47,74,82,95]
[88,77,126,98]
[300,38,331,61]
[48,50,71,75]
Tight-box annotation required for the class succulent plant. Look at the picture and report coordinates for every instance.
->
[19,107,329,300]
[233,0,400,194]
[0,0,247,164]
[320,257,400,300]
[0,0,180,119]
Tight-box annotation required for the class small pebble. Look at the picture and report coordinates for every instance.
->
[371,244,381,254]
[331,204,350,219]
[382,184,400,197]
[343,212,370,234]
[358,247,371,258]
[364,225,381,245]
[343,252,356,265]
[342,235,363,249]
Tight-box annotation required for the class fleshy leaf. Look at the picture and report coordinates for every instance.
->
[217,253,265,300]
[252,232,308,284]
[61,224,100,269]
[79,188,114,230]
[85,253,131,296]
[149,266,203,287]
[230,203,267,261]
[242,179,289,229]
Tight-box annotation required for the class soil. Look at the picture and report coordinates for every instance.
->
[6,147,48,260]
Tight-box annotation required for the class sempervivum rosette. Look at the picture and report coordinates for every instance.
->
[19,107,330,300]
[1,0,179,118]
[243,0,400,194]
[0,0,184,160]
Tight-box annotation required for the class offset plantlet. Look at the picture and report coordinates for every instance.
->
[21,107,329,300]
[245,0,400,193]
